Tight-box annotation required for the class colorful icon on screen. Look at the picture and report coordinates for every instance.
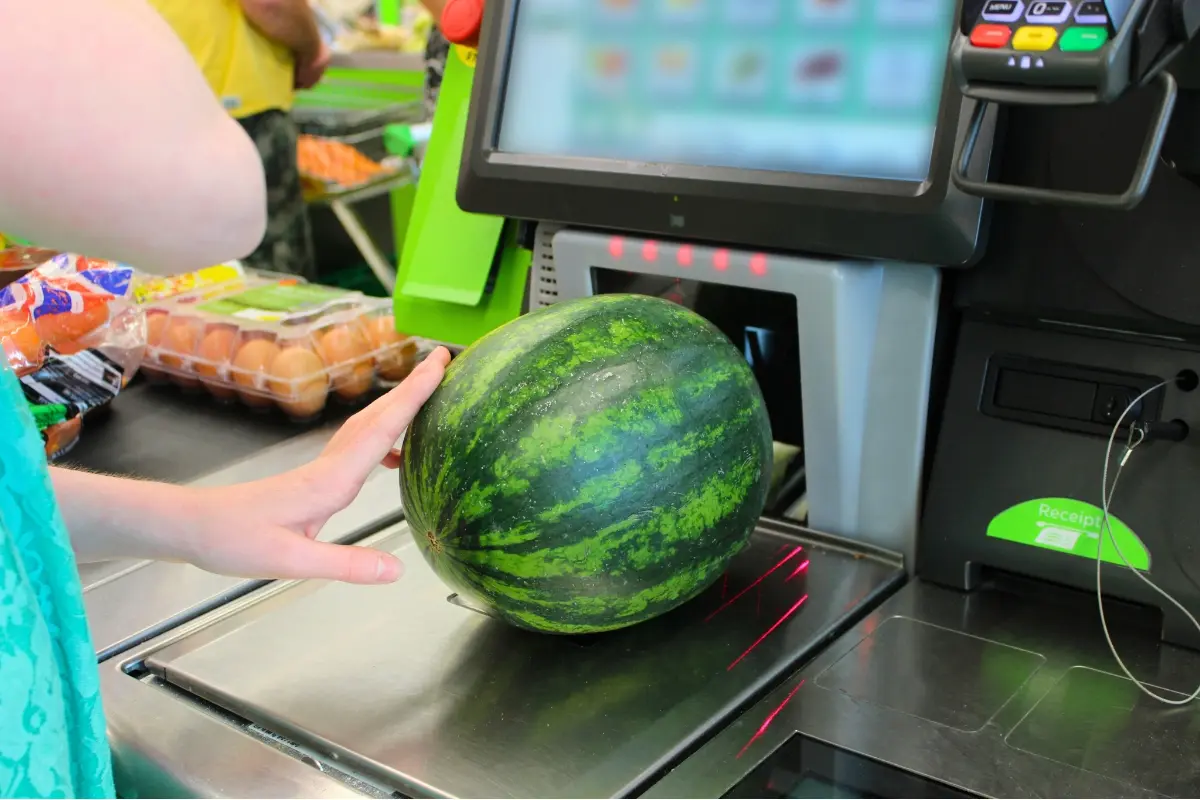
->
[787,47,848,104]
[662,0,705,17]
[586,46,630,96]
[599,0,638,19]
[650,45,697,97]
[717,46,770,99]
[799,0,857,23]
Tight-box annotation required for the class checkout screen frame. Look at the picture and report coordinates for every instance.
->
[457,0,987,266]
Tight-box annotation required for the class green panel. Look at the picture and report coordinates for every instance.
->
[393,50,526,346]
[377,0,401,25]
[987,497,1150,570]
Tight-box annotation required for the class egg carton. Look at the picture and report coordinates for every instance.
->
[141,276,432,422]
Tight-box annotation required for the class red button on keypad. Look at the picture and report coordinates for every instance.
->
[970,23,1013,47]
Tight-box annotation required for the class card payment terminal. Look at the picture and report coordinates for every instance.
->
[959,0,1134,100]
[951,0,1200,206]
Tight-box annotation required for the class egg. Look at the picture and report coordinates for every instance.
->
[160,318,201,389]
[142,311,170,381]
[363,315,419,382]
[317,323,374,401]
[231,338,281,409]
[194,326,238,400]
[267,346,329,420]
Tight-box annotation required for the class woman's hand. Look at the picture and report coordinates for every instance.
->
[53,346,451,584]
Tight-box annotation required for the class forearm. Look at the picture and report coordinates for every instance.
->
[50,467,203,564]
[240,0,323,63]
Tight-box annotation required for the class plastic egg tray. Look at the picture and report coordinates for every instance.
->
[141,275,431,422]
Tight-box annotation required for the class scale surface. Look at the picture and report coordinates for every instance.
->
[104,519,900,798]
[647,578,1200,798]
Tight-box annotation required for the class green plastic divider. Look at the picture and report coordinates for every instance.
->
[393,48,528,346]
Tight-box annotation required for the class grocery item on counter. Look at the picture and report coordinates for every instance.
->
[22,346,128,462]
[398,294,774,635]
[43,414,83,461]
[142,273,429,422]
[0,244,61,290]
[132,261,245,305]
[0,252,146,381]
[297,135,395,193]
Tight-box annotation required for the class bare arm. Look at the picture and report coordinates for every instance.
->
[0,0,266,273]
[48,349,450,584]
[240,0,324,64]
[50,468,201,564]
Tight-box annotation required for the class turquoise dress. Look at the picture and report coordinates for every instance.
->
[0,359,114,798]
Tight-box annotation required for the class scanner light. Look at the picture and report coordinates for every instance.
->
[713,249,730,272]
[750,253,768,277]
[641,240,659,262]
[608,236,624,259]
[677,244,693,267]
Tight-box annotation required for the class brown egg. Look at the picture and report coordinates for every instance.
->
[267,346,329,420]
[363,315,419,382]
[159,318,200,389]
[142,311,170,381]
[194,326,238,400]
[230,338,280,409]
[317,323,374,401]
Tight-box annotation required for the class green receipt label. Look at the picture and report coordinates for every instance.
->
[987,497,1151,571]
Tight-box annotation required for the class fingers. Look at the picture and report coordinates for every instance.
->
[246,531,404,584]
[323,346,450,479]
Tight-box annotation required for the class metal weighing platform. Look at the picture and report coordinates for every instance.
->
[650,577,1200,799]
[101,521,901,798]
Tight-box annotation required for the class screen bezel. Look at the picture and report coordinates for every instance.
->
[458,0,990,266]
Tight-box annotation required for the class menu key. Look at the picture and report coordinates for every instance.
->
[982,0,1024,21]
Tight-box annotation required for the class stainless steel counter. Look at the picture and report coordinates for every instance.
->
[69,381,405,661]
[647,577,1200,799]
[101,520,904,798]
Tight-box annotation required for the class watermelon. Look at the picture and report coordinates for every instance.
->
[398,294,773,634]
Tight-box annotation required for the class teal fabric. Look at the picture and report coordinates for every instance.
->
[0,360,114,798]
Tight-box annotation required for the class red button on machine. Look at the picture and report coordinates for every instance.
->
[970,23,1013,47]
[441,0,486,48]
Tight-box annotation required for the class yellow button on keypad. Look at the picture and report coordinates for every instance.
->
[1012,25,1058,50]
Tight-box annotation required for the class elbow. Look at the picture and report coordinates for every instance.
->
[223,146,268,262]
[186,122,268,268]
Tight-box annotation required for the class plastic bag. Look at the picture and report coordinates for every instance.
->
[0,253,146,380]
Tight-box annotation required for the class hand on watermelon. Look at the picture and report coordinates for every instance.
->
[183,346,453,583]
[51,347,452,584]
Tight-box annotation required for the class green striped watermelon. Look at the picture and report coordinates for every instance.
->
[398,294,773,634]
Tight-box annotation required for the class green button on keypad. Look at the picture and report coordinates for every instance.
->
[1060,26,1109,51]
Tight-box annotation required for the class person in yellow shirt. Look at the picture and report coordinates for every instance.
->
[147,0,331,280]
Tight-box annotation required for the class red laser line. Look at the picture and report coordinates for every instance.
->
[784,559,810,582]
[727,594,810,671]
[735,679,807,759]
[705,546,803,622]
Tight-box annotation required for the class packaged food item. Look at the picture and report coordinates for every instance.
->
[21,347,125,463]
[0,253,146,381]
[131,261,246,304]
[141,274,429,422]
[297,134,394,192]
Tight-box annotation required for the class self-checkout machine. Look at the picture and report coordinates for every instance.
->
[647,2,1200,798]
[97,1,1002,798]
